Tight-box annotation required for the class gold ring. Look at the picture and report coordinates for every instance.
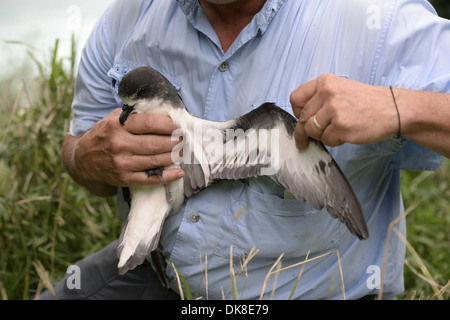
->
[313,115,324,131]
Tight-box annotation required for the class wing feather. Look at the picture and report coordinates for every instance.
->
[273,138,368,239]
[180,104,368,239]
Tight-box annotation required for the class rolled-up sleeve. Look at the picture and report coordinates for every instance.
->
[69,8,117,137]
[373,0,449,170]
[376,0,450,92]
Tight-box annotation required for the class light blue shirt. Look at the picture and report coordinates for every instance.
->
[70,0,448,299]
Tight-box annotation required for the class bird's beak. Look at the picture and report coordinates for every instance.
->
[119,104,135,125]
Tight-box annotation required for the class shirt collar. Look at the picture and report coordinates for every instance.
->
[177,0,288,35]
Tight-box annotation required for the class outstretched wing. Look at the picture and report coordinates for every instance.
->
[181,103,368,240]
[272,138,368,239]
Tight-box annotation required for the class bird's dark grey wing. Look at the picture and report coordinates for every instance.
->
[181,103,368,239]
[271,138,368,240]
[180,103,279,197]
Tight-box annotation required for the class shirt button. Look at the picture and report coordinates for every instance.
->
[219,61,229,72]
[189,213,200,223]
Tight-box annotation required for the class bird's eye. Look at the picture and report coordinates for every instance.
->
[137,86,149,98]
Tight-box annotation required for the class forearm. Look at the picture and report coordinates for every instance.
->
[291,75,450,159]
[62,134,117,198]
[396,89,450,159]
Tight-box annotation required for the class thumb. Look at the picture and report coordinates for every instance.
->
[294,121,310,150]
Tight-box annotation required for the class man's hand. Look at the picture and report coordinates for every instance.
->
[290,74,400,150]
[62,108,184,197]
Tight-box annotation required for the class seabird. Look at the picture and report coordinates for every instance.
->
[116,66,368,275]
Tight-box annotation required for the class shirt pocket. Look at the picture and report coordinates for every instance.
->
[215,179,342,260]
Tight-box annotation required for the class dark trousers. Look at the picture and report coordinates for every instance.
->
[35,240,180,300]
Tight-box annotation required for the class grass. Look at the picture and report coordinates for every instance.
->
[397,164,450,300]
[0,38,449,300]
[0,37,121,300]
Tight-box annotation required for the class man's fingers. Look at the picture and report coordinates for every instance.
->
[122,133,182,155]
[126,168,185,186]
[304,108,330,140]
[125,152,179,172]
[290,79,318,118]
[122,113,179,135]
[294,121,310,150]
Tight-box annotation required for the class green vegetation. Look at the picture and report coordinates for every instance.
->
[431,0,450,19]
[398,165,450,300]
[0,38,121,300]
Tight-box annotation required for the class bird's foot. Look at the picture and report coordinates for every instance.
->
[145,167,164,177]
[164,184,173,204]
[145,168,173,203]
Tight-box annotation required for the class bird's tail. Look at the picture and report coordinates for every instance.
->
[116,185,169,275]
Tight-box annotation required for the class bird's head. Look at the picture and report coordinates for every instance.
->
[118,66,182,125]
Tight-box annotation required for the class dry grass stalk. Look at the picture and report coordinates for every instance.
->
[259,253,284,300]
[32,261,57,299]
